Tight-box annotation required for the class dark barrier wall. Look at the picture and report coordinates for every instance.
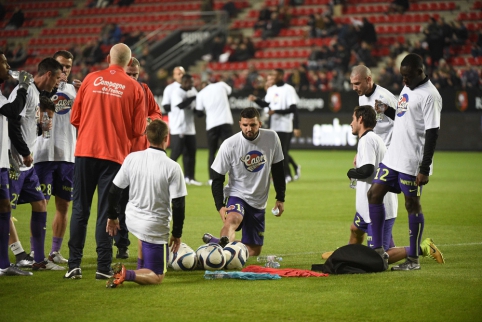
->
[156,88,482,151]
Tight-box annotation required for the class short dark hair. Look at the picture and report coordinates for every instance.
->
[240,107,260,120]
[146,119,169,146]
[53,50,74,61]
[401,53,423,70]
[181,74,192,82]
[37,57,63,76]
[274,68,284,76]
[354,105,376,129]
[39,96,56,112]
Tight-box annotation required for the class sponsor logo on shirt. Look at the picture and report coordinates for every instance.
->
[397,93,409,117]
[240,150,266,172]
[51,92,74,115]
[93,77,126,97]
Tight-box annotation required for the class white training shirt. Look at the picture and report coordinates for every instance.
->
[358,84,397,147]
[355,131,397,223]
[383,79,442,176]
[8,84,40,171]
[0,91,9,169]
[113,148,188,244]
[264,83,299,133]
[169,86,197,135]
[160,81,180,108]
[211,129,284,209]
[34,83,77,163]
[195,81,233,131]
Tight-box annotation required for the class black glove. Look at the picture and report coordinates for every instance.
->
[18,71,33,91]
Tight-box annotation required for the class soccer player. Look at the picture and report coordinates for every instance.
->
[66,43,146,280]
[169,74,201,185]
[195,79,233,185]
[0,51,33,276]
[350,65,397,147]
[33,50,81,265]
[114,57,162,260]
[105,119,187,287]
[8,57,64,271]
[368,53,442,271]
[248,68,299,183]
[204,107,285,256]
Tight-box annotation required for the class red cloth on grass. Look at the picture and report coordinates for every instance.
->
[242,265,329,277]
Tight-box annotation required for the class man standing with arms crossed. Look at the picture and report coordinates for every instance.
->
[368,53,442,271]
[65,43,146,280]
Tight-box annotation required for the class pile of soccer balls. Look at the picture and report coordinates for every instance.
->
[168,242,249,271]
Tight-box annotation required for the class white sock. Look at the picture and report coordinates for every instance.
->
[9,241,25,255]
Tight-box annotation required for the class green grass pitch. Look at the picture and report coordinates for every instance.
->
[1,150,481,322]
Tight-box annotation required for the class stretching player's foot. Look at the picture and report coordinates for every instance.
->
[374,247,389,269]
[294,165,301,181]
[391,257,420,271]
[64,267,82,279]
[32,259,65,271]
[0,264,33,276]
[202,233,215,244]
[16,253,34,268]
[219,236,230,248]
[49,251,68,264]
[420,238,445,264]
[106,263,126,288]
[321,251,334,260]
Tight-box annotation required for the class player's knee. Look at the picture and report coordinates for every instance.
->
[404,197,421,214]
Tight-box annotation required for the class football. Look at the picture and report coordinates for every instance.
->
[169,243,197,271]
[223,241,249,270]
[196,243,226,271]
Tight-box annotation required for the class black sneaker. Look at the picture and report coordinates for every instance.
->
[202,233,214,244]
[96,270,114,280]
[219,236,230,248]
[64,267,82,279]
[116,248,129,259]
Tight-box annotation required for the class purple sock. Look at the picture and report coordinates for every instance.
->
[389,235,395,249]
[137,258,144,269]
[368,204,386,249]
[408,213,424,258]
[404,246,410,256]
[209,236,220,244]
[125,269,136,281]
[0,212,11,269]
[31,211,47,263]
[50,237,63,254]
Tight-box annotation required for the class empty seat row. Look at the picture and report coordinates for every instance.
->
[410,2,456,11]
[265,0,329,5]
[29,36,98,47]
[457,12,482,21]
[42,26,102,36]
[255,49,311,59]
[248,6,324,18]
[0,30,28,38]
[209,60,304,71]
[5,1,73,11]
[253,28,305,38]
[375,25,421,34]
[451,56,482,66]
[254,38,333,49]
[57,13,186,26]
[71,3,200,16]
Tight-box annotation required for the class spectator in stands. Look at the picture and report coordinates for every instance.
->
[287,65,310,92]
[210,36,225,62]
[332,43,351,73]
[423,17,444,73]
[410,40,430,64]
[82,39,104,66]
[451,21,468,47]
[358,18,377,48]
[201,0,214,22]
[307,44,322,71]
[331,0,346,18]
[389,41,408,60]
[229,43,251,62]
[95,0,113,8]
[353,41,376,67]
[387,0,409,14]
[278,6,292,29]
[438,18,453,59]
[222,1,238,19]
[256,5,272,28]
[7,42,28,69]
[319,15,338,38]
[261,12,282,40]
[242,36,256,58]
[338,23,359,51]
[124,30,144,48]
[330,68,346,92]
[0,3,6,21]
[307,14,324,38]
[244,64,259,91]
[471,30,482,58]
[462,64,480,89]
[5,7,24,30]
[376,67,394,91]
[118,0,134,6]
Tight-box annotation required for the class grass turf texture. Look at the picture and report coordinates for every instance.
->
[1,150,481,322]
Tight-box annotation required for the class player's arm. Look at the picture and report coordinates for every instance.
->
[271,161,286,215]
[346,164,375,179]
[416,127,439,185]
[170,196,185,253]
[177,95,196,109]
[271,104,297,115]
[106,183,123,236]
[0,88,27,118]
[8,116,31,164]
[211,170,226,211]
[249,95,270,108]
[132,86,147,138]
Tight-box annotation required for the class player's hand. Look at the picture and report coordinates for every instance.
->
[59,73,68,85]
[22,154,33,167]
[353,153,357,167]
[219,207,229,223]
[267,109,275,116]
[72,79,82,91]
[18,71,33,91]
[416,173,429,186]
[106,218,120,236]
[273,201,284,217]
[293,129,301,138]
[169,236,181,253]
[248,95,257,101]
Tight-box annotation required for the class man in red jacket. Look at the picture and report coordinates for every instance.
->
[66,43,146,280]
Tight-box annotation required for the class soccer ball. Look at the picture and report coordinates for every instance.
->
[223,241,249,270]
[169,243,197,271]
[196,243,226,271]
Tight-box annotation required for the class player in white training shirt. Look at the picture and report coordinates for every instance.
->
[106,119,187,287]
[160,66,184,114]
[368,54,444,271]
[204,107,286,256]
[33,50,81,265]
[350,65,397,147]
[195,80,233,184]
[249,68,299,183]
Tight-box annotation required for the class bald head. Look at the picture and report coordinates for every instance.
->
[173,66,185,83]
[350,65,374,96]
[109,43,132,68]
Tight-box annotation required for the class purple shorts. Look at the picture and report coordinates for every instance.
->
[9,168,45,209]
[373,163,423,197]
[0,169,10,200]
[141,241,167,275]
[226,196,265,246]
[353,212,396,251]
[34,161,74,201]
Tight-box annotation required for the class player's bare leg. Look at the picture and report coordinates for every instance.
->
[220,211,243,246]
[387,247,407,264]
[245,244,261,257]
[349,224,365,244]
[49,196,69,262]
